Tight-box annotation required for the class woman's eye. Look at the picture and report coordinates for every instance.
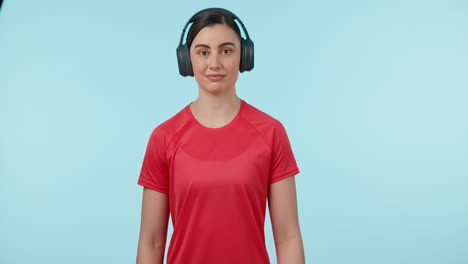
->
[222,49,232,54]
[198,50,208,56]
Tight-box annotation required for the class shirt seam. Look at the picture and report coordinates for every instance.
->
[240,115,275,154]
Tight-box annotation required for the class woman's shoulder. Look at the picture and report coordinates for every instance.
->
[149,103,191,139]
[243,100,284,128]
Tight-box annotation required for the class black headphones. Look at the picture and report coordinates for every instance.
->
[176,7,254,77]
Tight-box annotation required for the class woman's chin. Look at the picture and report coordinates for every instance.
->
[199,83,234,94]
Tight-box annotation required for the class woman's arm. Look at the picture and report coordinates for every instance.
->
[268,175,305,264]
[136,187,170,264]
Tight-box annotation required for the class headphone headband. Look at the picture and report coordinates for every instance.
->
[178,7,251,47]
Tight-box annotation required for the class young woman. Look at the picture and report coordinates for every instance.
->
[136,8,305,264]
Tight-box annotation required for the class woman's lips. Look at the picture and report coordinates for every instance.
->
[206,74,226,81]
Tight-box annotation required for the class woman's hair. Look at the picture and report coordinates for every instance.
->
[186,9,242,50]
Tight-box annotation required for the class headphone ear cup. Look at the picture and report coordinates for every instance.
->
[177,44,194,76]
[240,38,246,72]
[240,38,254,72]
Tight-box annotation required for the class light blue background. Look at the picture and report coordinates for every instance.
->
[2,0,467,263]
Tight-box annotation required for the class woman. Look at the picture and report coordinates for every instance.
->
[136,7,305,264]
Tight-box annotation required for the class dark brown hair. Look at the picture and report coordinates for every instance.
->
[186,9,242,50]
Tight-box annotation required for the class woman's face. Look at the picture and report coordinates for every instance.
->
[189,23,241,95]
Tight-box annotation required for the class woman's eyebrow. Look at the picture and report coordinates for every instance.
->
[194,42,236,49]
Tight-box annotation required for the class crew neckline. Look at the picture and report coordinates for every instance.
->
[186,99,245,132]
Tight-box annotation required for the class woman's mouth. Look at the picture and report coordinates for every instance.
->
[206,74,226,81]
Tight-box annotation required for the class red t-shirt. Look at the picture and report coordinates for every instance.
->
[137,98,300,264]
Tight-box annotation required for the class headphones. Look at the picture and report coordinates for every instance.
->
[176,7,254,77]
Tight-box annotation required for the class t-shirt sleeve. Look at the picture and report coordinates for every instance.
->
[268,120,300,184]
[137,126,169,194]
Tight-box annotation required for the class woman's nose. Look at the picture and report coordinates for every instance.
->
[208,53,220,70]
